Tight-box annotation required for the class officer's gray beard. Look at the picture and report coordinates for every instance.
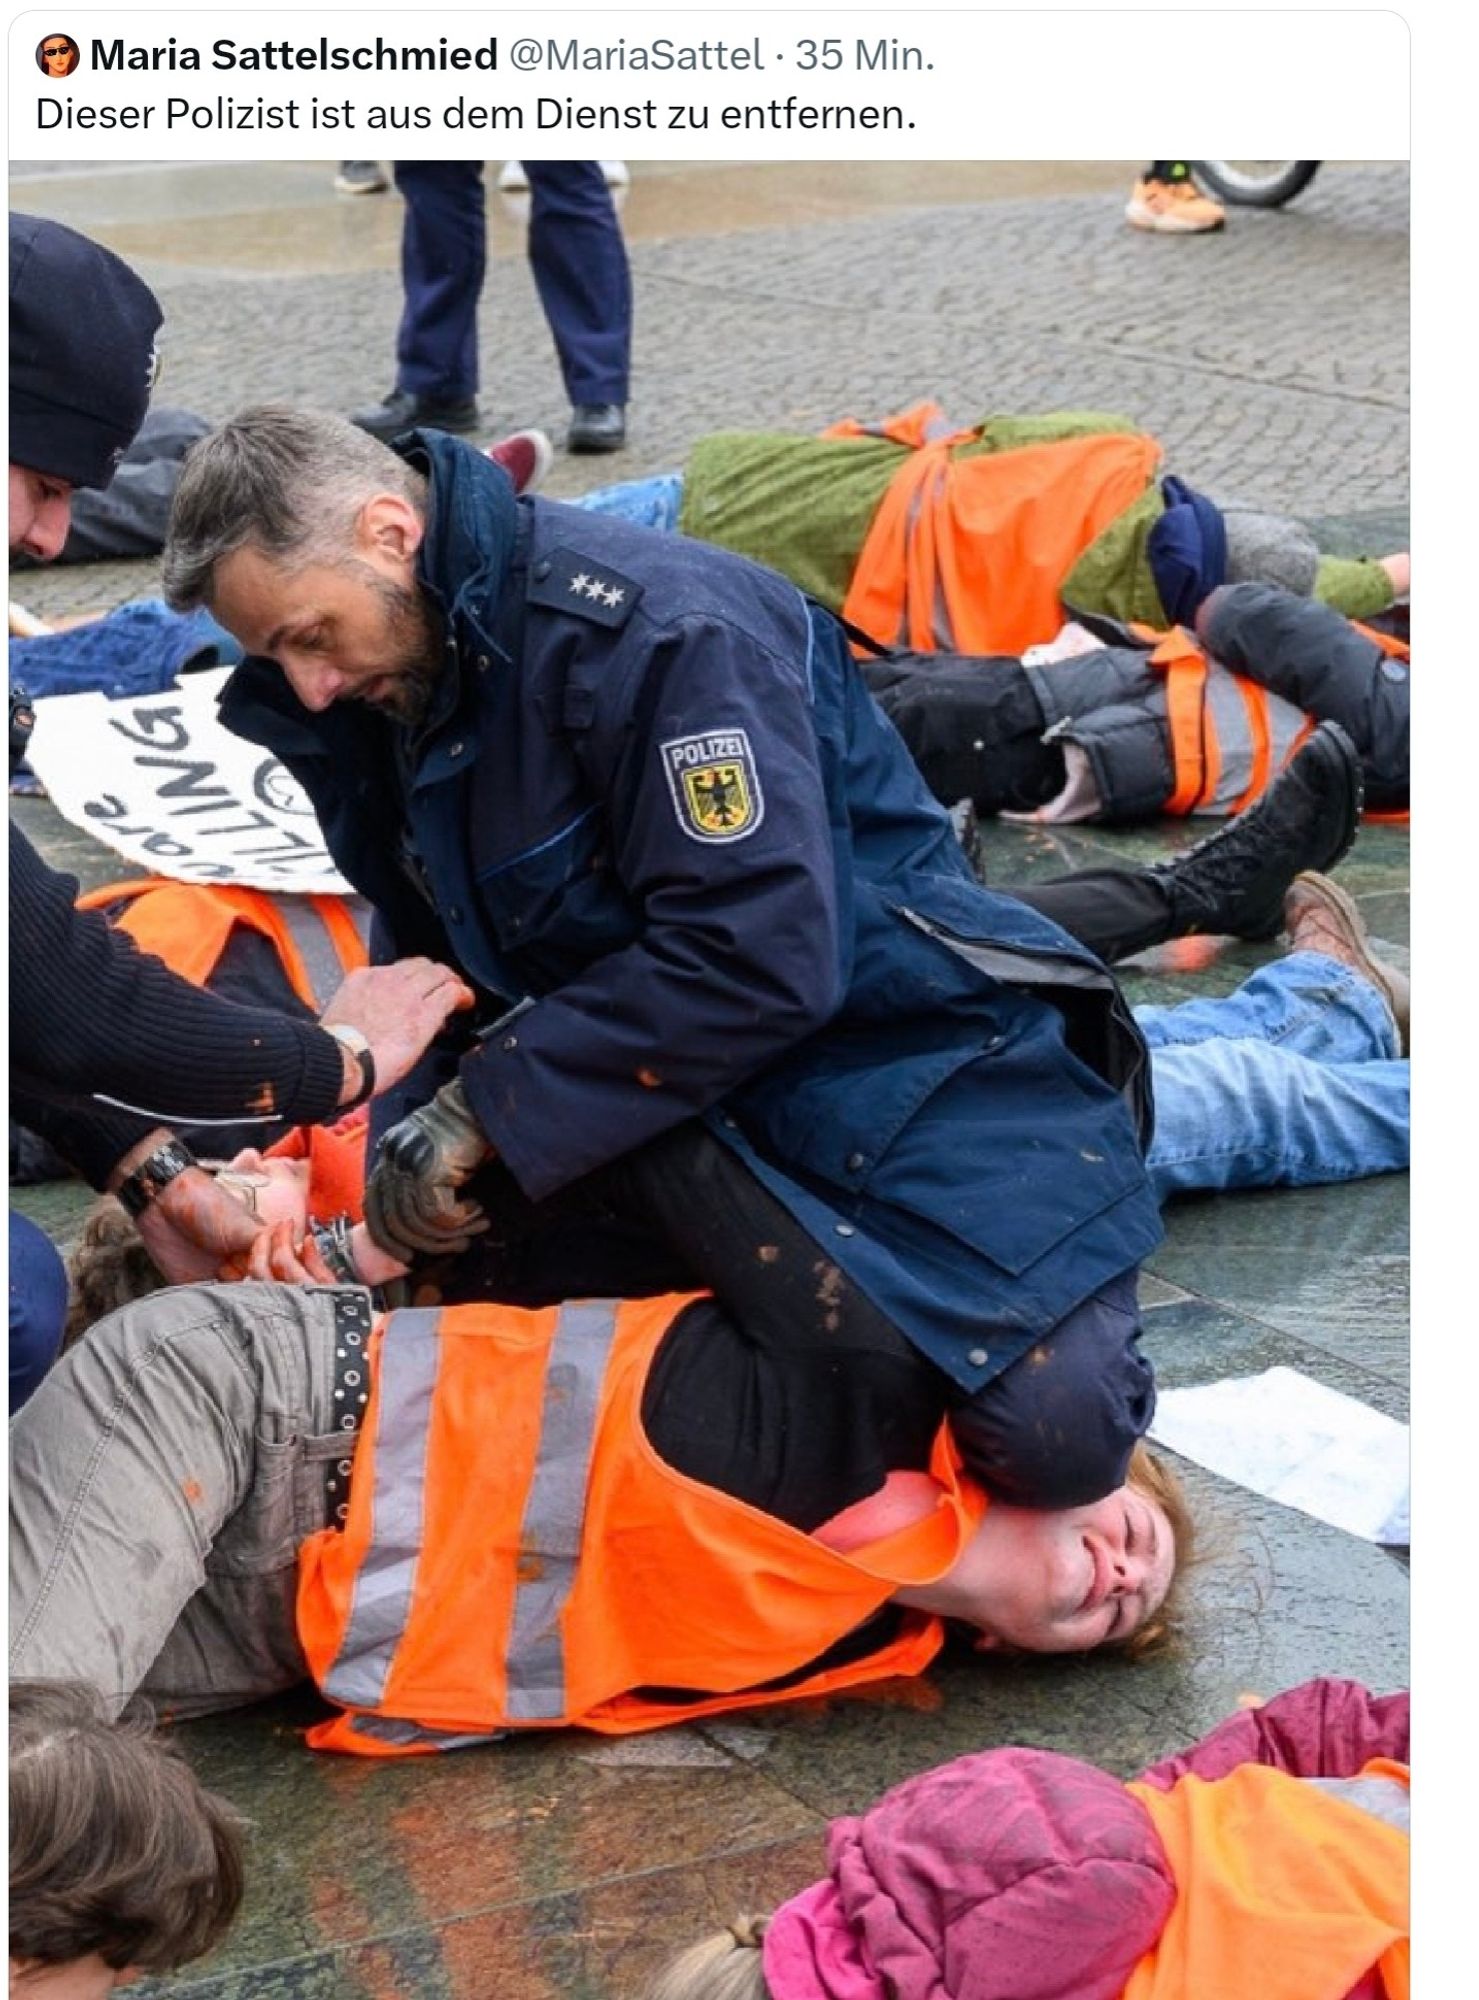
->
[353,566,443,728]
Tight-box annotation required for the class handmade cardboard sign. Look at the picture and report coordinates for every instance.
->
[27,668,350,894]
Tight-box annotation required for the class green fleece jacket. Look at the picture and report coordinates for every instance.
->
[677,412,1391,627]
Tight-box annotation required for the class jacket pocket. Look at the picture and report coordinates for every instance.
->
[205,1431,304,1578]
[476,807,641,972]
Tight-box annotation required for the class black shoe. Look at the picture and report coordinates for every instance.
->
[567,403,627,454]
[1151,721,1363,940]
[349,389,479,442]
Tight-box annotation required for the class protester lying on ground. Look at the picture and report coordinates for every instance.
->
[160,416,1378,1514]
[9,1266,1190,1753]
[864,579,1410,826]
[9,1679,246,1998]
[61,868,1410,1335]
[7,216,475,1406]
[644,1676,1408,2000]
[572,402,1407,647]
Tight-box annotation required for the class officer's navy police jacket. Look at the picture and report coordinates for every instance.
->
[221,434,1162,1393]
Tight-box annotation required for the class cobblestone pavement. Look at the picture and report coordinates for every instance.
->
[10,162,1409,2000]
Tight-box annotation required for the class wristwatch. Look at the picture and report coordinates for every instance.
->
[326,1023,377,1112]
[115,1137,197,1219]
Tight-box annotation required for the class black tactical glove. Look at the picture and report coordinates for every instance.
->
[363,1078,494,1261]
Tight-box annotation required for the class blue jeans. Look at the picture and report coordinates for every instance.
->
[1140,953,1408,1199]
[9,1211,68,1411]
[574,471,684,532]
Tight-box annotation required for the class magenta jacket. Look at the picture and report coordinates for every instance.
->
[762,1678,1410,2000]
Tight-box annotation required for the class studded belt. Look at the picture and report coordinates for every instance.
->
[323,1288,375,1529]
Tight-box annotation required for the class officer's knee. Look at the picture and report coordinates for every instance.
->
[950,1279,1154,1508]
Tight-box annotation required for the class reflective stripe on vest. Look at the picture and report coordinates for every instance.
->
[505,1300,617,1721]
[1306,1770,1410,1836]
[1141,627,1311,817]
[340,1712,503,1754]
[320,1307,443,1710]
[276,897,360,1011]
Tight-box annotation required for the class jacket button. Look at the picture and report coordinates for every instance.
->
[448,905,463,924]
[533,560,552,582]
[449,740,464,758]
[502,1034,519,1052]
[846,1152,866,1173]
[968,1346,989,1368]
[835,1222,856,1238]
[476,655,491,671]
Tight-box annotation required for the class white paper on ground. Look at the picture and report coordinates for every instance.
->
[1149,1366,1409,1544]
[28,669,350,894]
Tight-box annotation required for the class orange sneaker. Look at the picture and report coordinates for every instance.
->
[1126,177,1227,233]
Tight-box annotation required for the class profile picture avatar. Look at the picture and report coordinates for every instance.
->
[37,32,81,77]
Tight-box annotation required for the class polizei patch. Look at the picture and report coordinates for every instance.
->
[660,729,764,843]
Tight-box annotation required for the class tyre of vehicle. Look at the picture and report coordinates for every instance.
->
[1192,161,1321,208]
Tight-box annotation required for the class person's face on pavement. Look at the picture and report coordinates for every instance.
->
[9,463,75,561]
[959,1483,1176,1654]
[211,496,442,726]
[212,1149,313,1233]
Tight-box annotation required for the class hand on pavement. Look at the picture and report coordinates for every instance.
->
[320,960,475,1101]
[363,1077,493,1260]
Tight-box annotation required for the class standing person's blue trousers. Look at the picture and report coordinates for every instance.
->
[393,162,631,409]
[1140,952,1408,1198]
[9,1212,68,1411]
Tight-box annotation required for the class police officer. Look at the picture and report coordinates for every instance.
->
[163,407,1348,1509]
[8,218,472,1405]
[351,161,631,455]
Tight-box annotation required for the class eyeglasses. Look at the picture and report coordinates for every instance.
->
[42,43,73,57]
[209,1166,273,1218]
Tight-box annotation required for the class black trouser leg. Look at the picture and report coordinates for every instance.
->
[605,1124,1151,1506]
[1012,870,1176,963]
[607,1124,910,1359]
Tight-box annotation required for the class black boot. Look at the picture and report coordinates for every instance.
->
[1150,721,1363,939]
[349,389,479,441]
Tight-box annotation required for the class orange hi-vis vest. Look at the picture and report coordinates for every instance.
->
[1131,624,1316,818]
[827,402,1162,657]
[75,880,370,1011]
[1124,1760,1409,2000]
[297,1294,980,1755]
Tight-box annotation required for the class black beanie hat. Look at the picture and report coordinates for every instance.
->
[9,212,163,490]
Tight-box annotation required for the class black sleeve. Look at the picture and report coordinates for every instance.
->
[9,824,346,1185]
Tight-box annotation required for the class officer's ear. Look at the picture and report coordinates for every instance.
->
[354,492,425,569]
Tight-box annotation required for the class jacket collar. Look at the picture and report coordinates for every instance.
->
[399,427,520,634]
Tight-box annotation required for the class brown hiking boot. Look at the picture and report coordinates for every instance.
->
[1284,871,1410,1054]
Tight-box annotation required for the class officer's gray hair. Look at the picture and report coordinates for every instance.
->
[161,405,428,611]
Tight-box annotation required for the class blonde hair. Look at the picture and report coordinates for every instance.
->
[644,1916,773,2000]
[1117,1441,1196,1660]
[64,1197,168,1346]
